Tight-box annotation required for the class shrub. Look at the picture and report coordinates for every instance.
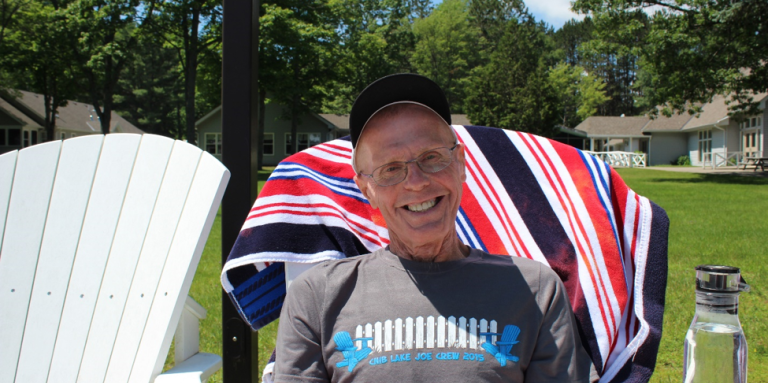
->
[674,155,691,166]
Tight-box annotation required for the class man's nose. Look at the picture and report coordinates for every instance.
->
[402,161,429,190]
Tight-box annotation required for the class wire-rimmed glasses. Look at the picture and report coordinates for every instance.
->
[359,144,459,187]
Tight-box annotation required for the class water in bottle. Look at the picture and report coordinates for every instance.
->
[683,265,750,383]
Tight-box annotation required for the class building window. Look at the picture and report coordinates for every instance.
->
[309,133,321,147]
[263,133,274,156]
[8,129,20,145]
[205,133,222,155]
[698,130,712,163]
[60,132,66,140]
[22,130,29,147]
[285,133,316,154]
[31,130,37,145]
[0,128,5,145]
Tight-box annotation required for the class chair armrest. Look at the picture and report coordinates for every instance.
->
[154,352,222,383]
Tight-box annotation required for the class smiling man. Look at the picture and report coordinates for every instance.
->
[274,74,596,382]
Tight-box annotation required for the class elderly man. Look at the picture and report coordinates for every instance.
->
[274,74,596,382]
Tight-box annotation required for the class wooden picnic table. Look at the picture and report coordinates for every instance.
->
[742,157,767,171]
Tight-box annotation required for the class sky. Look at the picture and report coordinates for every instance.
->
[524,0,585,30]
[430,0,585,31]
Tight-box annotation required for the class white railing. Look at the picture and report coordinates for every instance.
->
[585,151,646,168]
[708,151,762,169]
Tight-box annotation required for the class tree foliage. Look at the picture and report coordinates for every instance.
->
[148,0,221,144]
[465,18,560,135]
[411,0,479,113]
[549,62,609,127]
[4,1,78,140]
[66,0,157,134]
[574,0,768,117]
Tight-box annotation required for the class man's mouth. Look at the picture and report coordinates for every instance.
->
[406,197,441,212]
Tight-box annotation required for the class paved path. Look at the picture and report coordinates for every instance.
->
[639,166,768,177]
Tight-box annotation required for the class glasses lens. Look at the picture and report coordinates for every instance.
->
[417,148,452,173]
[373,163,407,186]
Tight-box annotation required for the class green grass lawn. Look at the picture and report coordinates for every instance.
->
[186,167,767,382]
[615,169,768,382]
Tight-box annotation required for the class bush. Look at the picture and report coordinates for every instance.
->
[673,155,691,166]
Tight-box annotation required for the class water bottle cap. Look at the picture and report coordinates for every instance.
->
[695,265,744,293]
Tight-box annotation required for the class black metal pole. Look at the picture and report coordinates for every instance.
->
[221,0,260,381]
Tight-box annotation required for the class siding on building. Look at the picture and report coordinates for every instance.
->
[648,133,687,165]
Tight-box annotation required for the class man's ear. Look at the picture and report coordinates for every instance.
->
[353,174,378,210]
[456,143,467,183]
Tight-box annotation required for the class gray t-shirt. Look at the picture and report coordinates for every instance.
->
[275,248,595,382]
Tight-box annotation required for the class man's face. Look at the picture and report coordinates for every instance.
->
[353,105,466,255]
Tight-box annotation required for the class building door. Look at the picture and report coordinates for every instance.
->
[743,130,759,157]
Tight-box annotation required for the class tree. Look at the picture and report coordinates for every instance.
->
[467,0,528,54]
[553,17,594,67]
[4,0,78,141]
[67,0,156,134]
[0,0,27,48]
[549,62,609,127]
[113,32,185,137]
[411,0,480,113]
[258,0,341,154]
[149,0,221,145]
[320,0,426,114]
[465,17,560,136]
[573,0,768,117]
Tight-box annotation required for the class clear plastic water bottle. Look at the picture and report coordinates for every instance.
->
[683,265,750,383]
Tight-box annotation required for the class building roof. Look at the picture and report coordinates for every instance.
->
[318,114,349,130]
[0,96,41,127]
[642,112,693,132]
[680,92,768,130]
[574,116,649,137]
[3,90,144,134]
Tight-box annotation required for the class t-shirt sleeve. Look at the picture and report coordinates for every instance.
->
[274,271,330,383]
[525,263,595,382]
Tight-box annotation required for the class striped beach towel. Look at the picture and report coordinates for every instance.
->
[221,125,669,382]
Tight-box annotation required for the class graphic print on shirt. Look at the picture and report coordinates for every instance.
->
[333,331,373,372]
[480,325,521,366]
[331,315,521,373]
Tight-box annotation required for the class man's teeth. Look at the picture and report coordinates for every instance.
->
[407,199,436,212]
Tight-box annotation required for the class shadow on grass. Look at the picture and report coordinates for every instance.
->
[651,173,768,185]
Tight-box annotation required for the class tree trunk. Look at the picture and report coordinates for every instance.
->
[290,104,298,154]
[257,87,265,170]
[290,62,299,154]
[184,5,201,145]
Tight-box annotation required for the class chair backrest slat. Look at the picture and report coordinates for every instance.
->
[15,135,104,383]
[0,150,18,249]
[77,134,175,383]
[131,150,230,382]
[47,134,142,382]
[104,140,203,383]
[0,141,62,383]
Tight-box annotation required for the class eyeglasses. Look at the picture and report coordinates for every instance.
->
[359,144,459,187]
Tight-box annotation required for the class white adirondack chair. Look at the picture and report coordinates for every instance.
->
[0,134,230,383]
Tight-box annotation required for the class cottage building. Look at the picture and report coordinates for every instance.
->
[562,93,767,166]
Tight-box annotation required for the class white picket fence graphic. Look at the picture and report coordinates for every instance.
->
[353,316,498,352]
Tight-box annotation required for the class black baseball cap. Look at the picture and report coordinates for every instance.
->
[349,73,452,149]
